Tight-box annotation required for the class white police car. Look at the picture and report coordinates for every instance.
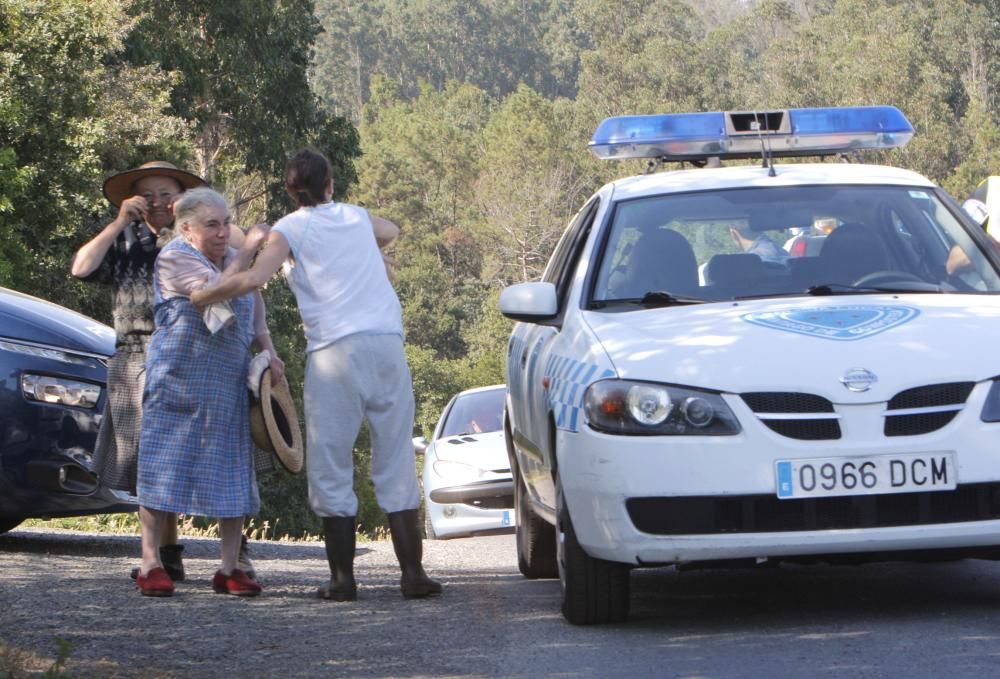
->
[499,106,1000,625]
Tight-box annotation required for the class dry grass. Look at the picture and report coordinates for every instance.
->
[19,515,395,543]
[0,639,71,678]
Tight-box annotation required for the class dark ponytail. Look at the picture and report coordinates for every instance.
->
[285,149,333,208]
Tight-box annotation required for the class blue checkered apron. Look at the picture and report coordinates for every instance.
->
[137,240,260,518]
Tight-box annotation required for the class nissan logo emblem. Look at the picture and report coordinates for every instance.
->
[840,368,877,393]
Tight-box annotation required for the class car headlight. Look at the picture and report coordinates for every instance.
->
[982,379,1000,422]
[21,374,101,409]
[432,460,487,483]
[584,379,740,435]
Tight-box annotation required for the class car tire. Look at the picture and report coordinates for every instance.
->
[557,481,630,625]
[423,508,437,540]
[0,518,24,534]
[515,469,558,579]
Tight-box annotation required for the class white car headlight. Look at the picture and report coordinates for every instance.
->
[626,384,671,425]
[21,374,101,409]
[982,379,1000,422]
[585,379,740,436]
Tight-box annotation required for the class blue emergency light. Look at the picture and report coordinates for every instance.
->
[588,106,914,161]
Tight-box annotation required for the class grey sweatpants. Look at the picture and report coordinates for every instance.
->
[304,333,420,517]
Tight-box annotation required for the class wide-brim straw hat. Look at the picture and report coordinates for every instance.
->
[102,161,206,207]
[249,369,304,474]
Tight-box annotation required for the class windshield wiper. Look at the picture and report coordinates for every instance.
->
[806,282,942,296]
[591,290,708,309]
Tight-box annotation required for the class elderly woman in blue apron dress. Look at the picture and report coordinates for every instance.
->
[134,187,283,597]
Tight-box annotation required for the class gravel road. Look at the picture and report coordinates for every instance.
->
[0,527,530,678]
[7,527,1000,678]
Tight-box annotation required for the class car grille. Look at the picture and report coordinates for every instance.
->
[884,382,974,437]
[740,382,975,441]
[740,392,841,440]
[626,482,1000,535]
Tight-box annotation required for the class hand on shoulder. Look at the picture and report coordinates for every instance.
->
[243,223,271,252]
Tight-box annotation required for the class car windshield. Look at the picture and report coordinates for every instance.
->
[591,184,1000,305]
[440,387,506,437]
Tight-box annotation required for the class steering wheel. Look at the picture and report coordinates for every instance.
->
[852,270,927,287]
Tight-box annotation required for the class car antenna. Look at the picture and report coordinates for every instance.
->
[752,110,777,177]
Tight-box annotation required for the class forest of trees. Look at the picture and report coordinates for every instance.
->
[4,0,1000,536]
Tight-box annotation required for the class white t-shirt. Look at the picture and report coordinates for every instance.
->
[273,202,402,352]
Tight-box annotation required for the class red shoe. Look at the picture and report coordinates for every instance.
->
[136,567,175,597]
[212,569,262,597]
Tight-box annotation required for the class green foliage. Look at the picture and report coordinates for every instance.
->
[396,255,469,358]
[572,0,704,120]
[9,0,1000,541]
[942,94,1000,200]
[118,2,361,538]
[313,0,570,121]
[2,0,362,540]
[461,287,513,388]
[761,0,973,183]
[407,344,465,437]
[0,0,189,311]
[478,85,591,284]
[121,0,362,222]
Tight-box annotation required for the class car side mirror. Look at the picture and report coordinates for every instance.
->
[499,282,558,323]
[412,436,428,456]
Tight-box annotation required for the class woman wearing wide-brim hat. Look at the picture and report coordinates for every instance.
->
[71,161,262,586]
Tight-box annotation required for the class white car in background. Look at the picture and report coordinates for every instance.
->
[500,106,1000,624]
[416,384,514,539]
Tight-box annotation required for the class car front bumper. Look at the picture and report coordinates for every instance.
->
[425,480,515,539]
[557,410,1000,565]
[0,361,134,521]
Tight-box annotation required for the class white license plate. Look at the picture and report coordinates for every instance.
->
[775,452,955,499]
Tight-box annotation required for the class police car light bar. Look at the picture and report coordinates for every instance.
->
[588,106,914,161]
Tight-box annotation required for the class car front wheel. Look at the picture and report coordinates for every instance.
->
[515,469,558,579]
[423,508,437,540]
[557,481,630,625]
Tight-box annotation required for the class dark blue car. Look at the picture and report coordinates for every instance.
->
[0,285,134,533]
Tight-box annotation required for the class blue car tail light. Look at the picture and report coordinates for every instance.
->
[589,106,914,161]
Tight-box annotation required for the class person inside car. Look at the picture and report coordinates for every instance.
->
[730,222,789,263]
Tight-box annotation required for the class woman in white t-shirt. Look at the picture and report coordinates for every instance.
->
[198,149,441,601]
